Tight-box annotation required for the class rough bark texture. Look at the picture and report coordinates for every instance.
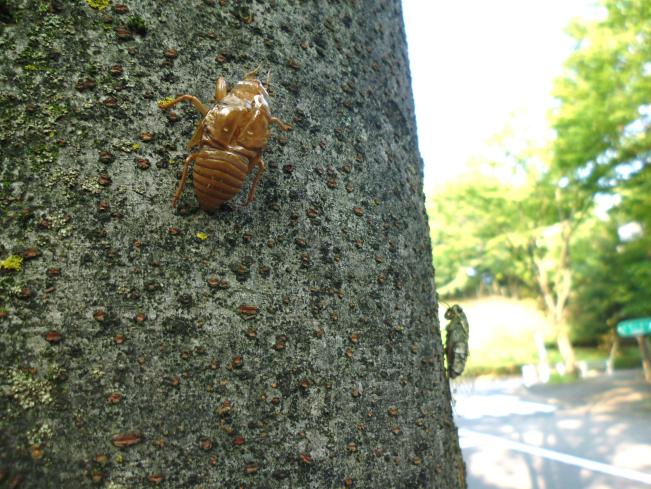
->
[0,1,465,487]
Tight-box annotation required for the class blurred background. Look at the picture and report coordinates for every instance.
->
[403,0,651,487]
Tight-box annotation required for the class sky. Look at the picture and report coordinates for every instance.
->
[402,0,601,192]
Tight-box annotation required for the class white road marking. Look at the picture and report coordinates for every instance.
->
[460,428,651,485]
[455,394,557,419]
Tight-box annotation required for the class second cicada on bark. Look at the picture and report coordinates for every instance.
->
[444,304,470,379]
[159,69,290,211]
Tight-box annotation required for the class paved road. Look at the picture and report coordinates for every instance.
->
[453,370,651,489]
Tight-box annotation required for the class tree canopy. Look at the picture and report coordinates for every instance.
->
[553,0,651,192]
[430,0,651,355]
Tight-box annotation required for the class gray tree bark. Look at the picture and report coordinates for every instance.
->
[0,1,465,487]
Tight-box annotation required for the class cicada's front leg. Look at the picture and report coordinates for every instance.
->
[260,104,291,131]
[159,95,210,117]
[269,116,291,131]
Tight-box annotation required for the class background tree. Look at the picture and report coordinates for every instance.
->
[429,149,591,372]
[552,0,651,192]
[431,0,651,372]
[0,1,465,488]
[551,0,651,340]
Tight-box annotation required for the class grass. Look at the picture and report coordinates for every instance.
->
[447,296,645,378]
[547,372,578,384]
[464,345,643,378]
[612,345,644,369]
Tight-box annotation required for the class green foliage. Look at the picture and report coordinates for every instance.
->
[429,158,583,302]
[571,210,651,337]
[613,344,643,369]
[430,172,529,297]
[569,219,620,342]
[553,0,651,191]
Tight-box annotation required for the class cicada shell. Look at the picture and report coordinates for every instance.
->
[159,70,290,211]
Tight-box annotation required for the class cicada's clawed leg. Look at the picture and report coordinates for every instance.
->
[172,153,197,208]
[159,95,209,117]
[269,116,292,131]
[257,104,291,131]
[244,64,262,80]
[263,70,272,90]
[244,157,266,206]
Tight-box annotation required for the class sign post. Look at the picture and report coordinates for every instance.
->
[617,317,651,383]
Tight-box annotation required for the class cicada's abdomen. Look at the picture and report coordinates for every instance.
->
[192,147,250,211]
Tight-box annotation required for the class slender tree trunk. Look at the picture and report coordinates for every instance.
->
[531,221,577,375]
[554,221,576,373]
[556,324,576,375]
[0,1,464,488]
[606,330,618,375]
[533,257,576,374]
[636,336,651,383]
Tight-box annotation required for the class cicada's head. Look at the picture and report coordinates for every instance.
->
[229,74,270,108]
[444,304,463,321]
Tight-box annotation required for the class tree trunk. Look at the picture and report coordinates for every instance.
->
[556,324,577,376]
[554,220,576,374]
[636,336,651,383]
[0,1,465,488]
[606,330,618,375]
[531,221,577,375]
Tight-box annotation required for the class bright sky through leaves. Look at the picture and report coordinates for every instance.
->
[402,0,600,192]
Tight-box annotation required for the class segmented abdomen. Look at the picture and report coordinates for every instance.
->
[193,147,251,211]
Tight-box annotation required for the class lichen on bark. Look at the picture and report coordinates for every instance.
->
[0,1,465,487]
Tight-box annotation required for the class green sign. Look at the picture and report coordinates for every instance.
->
[617,317,651,337]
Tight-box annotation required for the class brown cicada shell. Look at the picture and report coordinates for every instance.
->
[159,69,290,211]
